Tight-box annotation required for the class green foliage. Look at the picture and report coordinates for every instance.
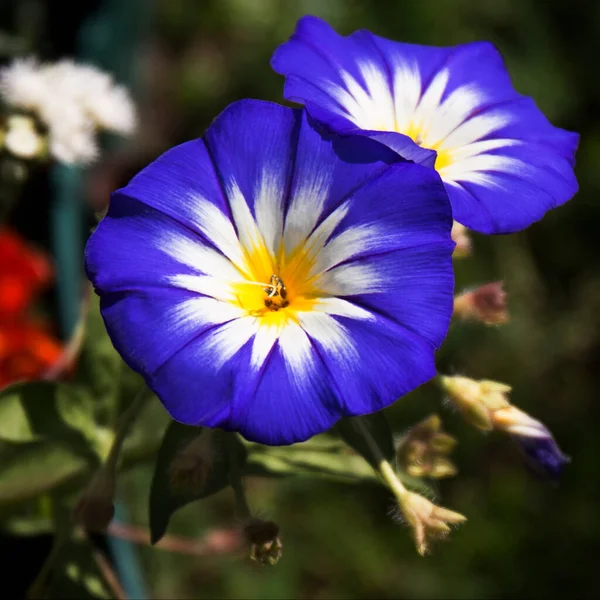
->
[0,381,95,449]
[149,423,246,544]
[0,441,87,506]
[50,539,115,599]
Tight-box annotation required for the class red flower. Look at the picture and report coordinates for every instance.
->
[0,228,53,319]
[0,227,62,388]
[0,320,62,388]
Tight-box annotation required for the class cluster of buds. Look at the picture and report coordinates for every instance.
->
[440,376,569,479]
[0,58,136,164]
[453,281,509,325]
[396,491,467,556]
[243,519,283,566]
[396,414,458,479]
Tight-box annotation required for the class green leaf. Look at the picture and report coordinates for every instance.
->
[0,440,87,507]
[50,539,114,599]
[245,446,378,483]
[149,422,246,544]
[334,412,396,471]
[76,294,156,429]
[0,381,98,457]
[75,295,123,424]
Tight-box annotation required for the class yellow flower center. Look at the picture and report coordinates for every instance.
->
[403,122,452,173]
[231,239,322,328]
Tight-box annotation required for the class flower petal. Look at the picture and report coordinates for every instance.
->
[272,16,579,234]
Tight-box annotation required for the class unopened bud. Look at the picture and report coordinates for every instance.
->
[72,467,116,533]
[451,222,471,258]
[454,281,508,325]
[397,491,466,556]
[244,519,282,566]
[169,429,214,494]
[397,415,458,479]
[440,376,511,430]
[492,406,570,480]
[441,376,569,480]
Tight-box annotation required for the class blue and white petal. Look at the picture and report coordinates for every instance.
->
[85,99,454,445]
[271,15,579,234]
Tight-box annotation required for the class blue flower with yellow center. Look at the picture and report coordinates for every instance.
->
[271,16,579,234]
[85,100,454,445]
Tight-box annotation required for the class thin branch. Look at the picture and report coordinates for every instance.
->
[107,522,243,557]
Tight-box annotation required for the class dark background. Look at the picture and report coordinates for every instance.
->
[2,0,599,598]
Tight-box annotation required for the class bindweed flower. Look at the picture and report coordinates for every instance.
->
[396,414,458,479]
[0,58,136,165]
[169,429,215,494]
[271,16,579,234]
[396,491,466,556]
[244,519,282,566]
[85,99,455,445]
[453,281,508,325]
[440,376,569,479]
[72,466,116,533]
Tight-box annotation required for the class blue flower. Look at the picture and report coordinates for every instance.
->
[85,100,454,445]
[271,16,579,234]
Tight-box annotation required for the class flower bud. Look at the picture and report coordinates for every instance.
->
[440,376,511,430]
[397,491,466,556]
[451,222,471,258]
[441,376,569,480]
[169,429,214,495]
[453,281,508,325]
[243,519,282,565]
[492,406,570,480]
[397,415,458,479]
[72,467,116,533]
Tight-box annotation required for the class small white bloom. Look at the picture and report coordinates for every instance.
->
[0,56,136,165]
[50,125,98,165]
[3,115,44,159]
[84,84,137,134]
[0,58,46,109]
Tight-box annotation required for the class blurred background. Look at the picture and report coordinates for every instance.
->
[1,0,599,598]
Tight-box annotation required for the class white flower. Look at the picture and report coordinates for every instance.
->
[50,124,98,164]
[41,60,136,134]
[0,58,46,109]
[0,56,136,165]
[3,115,44,159]
[84,84,136,134]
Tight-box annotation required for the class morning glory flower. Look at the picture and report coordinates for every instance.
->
[85,99,454,445]
[271,16,579,234]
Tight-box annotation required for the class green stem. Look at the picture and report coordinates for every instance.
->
[353,417,410,503]
[228,435,252,520]
[105,385,148,470]
[26,521,73,599]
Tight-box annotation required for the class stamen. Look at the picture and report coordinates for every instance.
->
[264,275,288,311]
